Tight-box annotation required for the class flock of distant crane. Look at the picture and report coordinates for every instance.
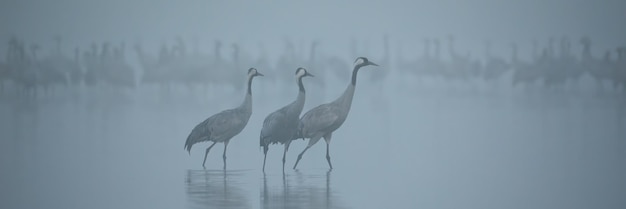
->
[184,57,378,172]
[395,36,626,91]
[2,34,625,171]
[1,35,625,99]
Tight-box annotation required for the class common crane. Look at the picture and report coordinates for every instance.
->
[184,68,263,169]
[292,57,378,169]
[260,67,314,172]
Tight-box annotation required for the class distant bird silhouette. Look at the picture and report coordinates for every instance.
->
[185,68,263,169]
[260,67,314,172]
[293,57,378,169]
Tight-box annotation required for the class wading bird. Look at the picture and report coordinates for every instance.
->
[184,68,263,169]
[260,67,314,172]
[293,57,378,169]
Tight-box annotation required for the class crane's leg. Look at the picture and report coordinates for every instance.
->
[282,141,291,173]
[293,136,322,169]
[262,145,268,172]
[324,133,333,169]
[202,141,217,169]
[223,141,229,170]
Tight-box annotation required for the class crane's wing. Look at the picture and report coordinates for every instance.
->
[206,109,246,140]
[185,118,211,152]
[185,108,247,153]
[299,104,341,135]
[260,109,288,145]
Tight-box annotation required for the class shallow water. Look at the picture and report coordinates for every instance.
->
[1,79,625,209]
[186,169,256,209]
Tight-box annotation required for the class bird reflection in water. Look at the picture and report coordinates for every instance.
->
[261,169,346,209]
[185,169,251,209]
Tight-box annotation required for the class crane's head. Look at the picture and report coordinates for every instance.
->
[248,68,264,77]
[295,67,314,78]
[354,57,379,68]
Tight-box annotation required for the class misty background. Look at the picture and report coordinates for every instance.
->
[1,0,625,209]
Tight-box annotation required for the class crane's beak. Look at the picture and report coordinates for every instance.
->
[256,72,264,76]
[368,61,379,67]
[306,72,315,77]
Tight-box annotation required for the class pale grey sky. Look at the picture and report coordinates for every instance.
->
[1,0,624,57]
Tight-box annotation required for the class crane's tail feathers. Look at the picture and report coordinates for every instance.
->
[293,121,304,140]
[260,136,271,154]
[184,133,198,154]
[185,126,211,155]
[184,142,193,154]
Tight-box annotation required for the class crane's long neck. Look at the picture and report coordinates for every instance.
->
[297,76,306,93]
[334,65,360,108]
[247,74,254,95]
[337,84,356,108]
[351,64,361,86]
[294,76,306,112]
[241,75,254,111]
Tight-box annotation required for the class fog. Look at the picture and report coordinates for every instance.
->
[1,0,625,209]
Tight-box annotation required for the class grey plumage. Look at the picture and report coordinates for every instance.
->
[260,67,313,172]
[293,57,378,170]
[185,68,263,169]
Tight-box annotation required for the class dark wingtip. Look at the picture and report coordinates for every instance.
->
[185,131,195,154]
[293,122,304,140]
[260,136,269,150]
[184,142,192,155]
[259,136,267,154]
